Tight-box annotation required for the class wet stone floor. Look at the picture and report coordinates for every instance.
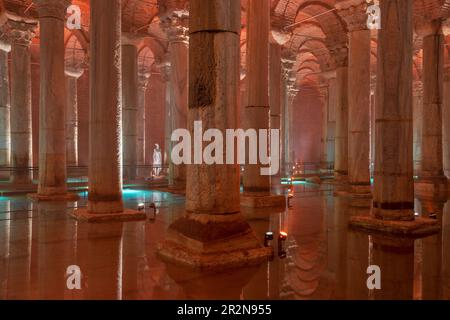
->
[0,184,449,300]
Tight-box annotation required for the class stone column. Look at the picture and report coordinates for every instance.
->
[443,68,450,179]
[350,0,438,237]
[327,75,337,167]
[73,0,144,220]
[7,20,37,185]
[158,0,271,269]
[30,0,77,201]
[413,81,423,175]
[415,19,447,198]
[319,85,328,171]
[158,61,172,174]
[269,41,282,177]
[334,61,349,184]
[346,21,371,196]
[137,71,150,176]
[281,58,295,175]
[241,0,285,208]
[65,68,84,167]
[161,11,189,190]
[0,35,10,172]
[121,38,138,181]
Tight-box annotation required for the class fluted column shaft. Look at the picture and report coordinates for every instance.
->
[8,20,36,184]
[373,0,414,220]
[34,0,70,197]
[88,0,123,213]
[122,43,138,181]
[243,0,270,195]
[348,28,371,194]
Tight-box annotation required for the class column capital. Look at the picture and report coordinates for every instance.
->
[138,71,151,90]
[0,26,11,52]
[4,19,37,47]
[121,33,140,47]
[330,45,348,67]
[156,60,171,82]
[415,18,442,37]
[413,81,423,97]
[65,67,84,79]
[445,66,450,82]
[160,9,189,44]
[337,0,369,32]
[33,0,70,20]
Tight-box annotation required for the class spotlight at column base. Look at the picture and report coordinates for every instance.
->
[71,208,146,223]
[240,194,286,208]
[349,215,440,238]
[157,213,273,271]
[28,192,79,202]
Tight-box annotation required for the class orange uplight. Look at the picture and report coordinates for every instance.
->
[279,231,288,239]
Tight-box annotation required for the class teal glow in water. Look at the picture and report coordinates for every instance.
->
[281,181,307,185]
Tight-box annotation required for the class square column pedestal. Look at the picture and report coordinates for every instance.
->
[240,193,286,208]
[71,208,145,223]
[157,213,273,270]
[28,192,79,202]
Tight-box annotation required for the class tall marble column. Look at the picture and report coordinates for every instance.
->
[161,10,189,190]
[158,61,172,173]
[327,75,337,167]
[415,19,447,198]
[158,0,271,269]
[241,0,284,207]
[346,19,371,196]
[281,58,295,175]
[0,35,10,171]
[350,0,438,237]
[121,39,138,181]
[65,68,84,167]
[319,85,328,170]
[269,41,282,177]
[73,0,144,220]
[30,0,77,201]
[334,57,349,183]
[413,81,423,175]
[137,71,150,175]
[443,68,450,179]
[7,20,37,185]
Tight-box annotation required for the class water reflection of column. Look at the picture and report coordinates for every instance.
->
[122,221,146,299]
[0,200,11,298]
[6,200,33,298]
[442,202,450,299]
[37,202,76,299]
[420,200,444,299]
[332,196,348,298]
[372,237,414,300]
[84,223,124,299]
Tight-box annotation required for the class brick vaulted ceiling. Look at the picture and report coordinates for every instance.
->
[2,0,450,90]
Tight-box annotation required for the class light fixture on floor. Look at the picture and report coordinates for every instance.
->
[288,190,294,208]
[148,202,157,220]
[138,203,145,211]
[264,231,274,247]
[278,231,288,258]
